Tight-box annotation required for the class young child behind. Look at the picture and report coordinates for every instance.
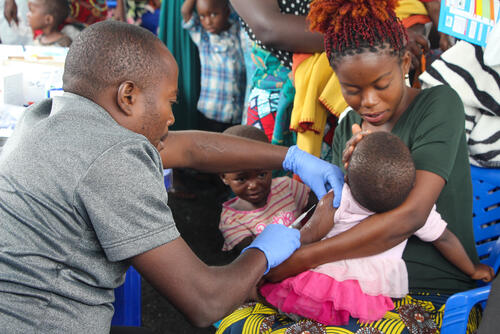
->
[219,125,316,252]
[259,132,494,325]
[181,0,246,133]
[27,0,72,47]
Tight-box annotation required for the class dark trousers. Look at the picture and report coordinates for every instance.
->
[197,111,234,133]
[110,326,153,334]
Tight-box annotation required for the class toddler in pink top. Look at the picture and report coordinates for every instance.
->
[260,132,494,325]
[219,125,316,253]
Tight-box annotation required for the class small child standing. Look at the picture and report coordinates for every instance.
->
[27,0,72,47]
[260,132,494,325]
[181,0,246,132]
[219,125,316,252]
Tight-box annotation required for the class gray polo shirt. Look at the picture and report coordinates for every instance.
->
[0,93,179,333]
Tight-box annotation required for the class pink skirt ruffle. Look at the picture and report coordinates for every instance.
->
[260,270,394,325]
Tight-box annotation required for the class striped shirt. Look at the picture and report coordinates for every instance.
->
[183,13,246,123]
[420,41,500,168]
[219,176,310,251]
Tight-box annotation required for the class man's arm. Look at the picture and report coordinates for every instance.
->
[158,131,289,173]
[131,224,299,327]
[266,169,444,282]
[433,228,494,282]
[229,0,323,53]
[159,131,344,202]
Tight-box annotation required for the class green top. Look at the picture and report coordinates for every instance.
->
[332,85,478,294]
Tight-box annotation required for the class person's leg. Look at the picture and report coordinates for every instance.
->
[110,326,154,334]
[477,275,500,334]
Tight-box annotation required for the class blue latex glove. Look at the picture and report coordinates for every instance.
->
[242,224,300,274]
[283,145,344,207]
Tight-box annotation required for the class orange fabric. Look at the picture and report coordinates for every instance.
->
[402,14,431,28]
[292,53,313,77]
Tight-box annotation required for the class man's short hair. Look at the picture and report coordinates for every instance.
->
[347,132,415,213]
[43,0,69,28]
[223,125,269,143]
[63,21,165,100]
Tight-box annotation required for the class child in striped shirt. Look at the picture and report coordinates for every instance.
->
[219,125,316,252]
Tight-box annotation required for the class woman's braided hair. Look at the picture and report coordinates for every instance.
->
[308,0,408,65]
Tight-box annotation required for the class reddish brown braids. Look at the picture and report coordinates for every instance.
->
[308,0,408,64]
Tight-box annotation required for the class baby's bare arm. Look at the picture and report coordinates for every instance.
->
[300,192,336,244]
[433,229,494,282]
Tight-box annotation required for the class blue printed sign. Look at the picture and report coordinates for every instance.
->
[438,0,499,46]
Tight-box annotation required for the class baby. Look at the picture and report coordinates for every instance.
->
[260,132,494,325]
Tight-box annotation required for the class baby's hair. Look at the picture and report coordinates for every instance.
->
[347,132,415,213]
[223,125,269,143]
[307,0,407,67]
[43,0,69,28]
[63,21,166,101]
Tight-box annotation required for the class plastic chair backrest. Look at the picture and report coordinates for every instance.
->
[111,266,142,326]
[470,165,500,271]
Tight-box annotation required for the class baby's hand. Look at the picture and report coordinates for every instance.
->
[470,263,495,282]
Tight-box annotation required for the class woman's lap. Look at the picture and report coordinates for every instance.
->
[216,293,481,334]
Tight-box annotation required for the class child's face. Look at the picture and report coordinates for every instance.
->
[222,170,273,208]
[27,0,50,31]
[196,0,230,34]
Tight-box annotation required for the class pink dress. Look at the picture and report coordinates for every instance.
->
[219,177,310,251]
[260,185,447,325]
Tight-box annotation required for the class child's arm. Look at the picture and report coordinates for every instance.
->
[180,0,196,22]
[433,228,495,282]
[300,191,336,244]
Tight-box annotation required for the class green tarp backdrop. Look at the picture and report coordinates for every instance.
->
[158,0,200,130]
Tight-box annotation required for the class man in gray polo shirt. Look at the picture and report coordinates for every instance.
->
[0,21,344,333]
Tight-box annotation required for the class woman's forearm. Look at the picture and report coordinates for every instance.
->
[230,0,324,53]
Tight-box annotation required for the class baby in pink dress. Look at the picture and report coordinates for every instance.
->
[260,132,493,325]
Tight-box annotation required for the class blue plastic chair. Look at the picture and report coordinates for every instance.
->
[441,165,500,334]
[110,170,173,326]
[112,266,142,326]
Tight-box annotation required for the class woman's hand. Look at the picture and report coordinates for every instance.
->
[342,124,370,170]
[406,24,430,71]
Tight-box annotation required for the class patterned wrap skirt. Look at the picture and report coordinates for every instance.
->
[216,293,482,334]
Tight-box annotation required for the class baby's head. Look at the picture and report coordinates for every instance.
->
[27,0,69,32]
[220,125,272,208]
[347,132,415,213]
[196,0,230,34]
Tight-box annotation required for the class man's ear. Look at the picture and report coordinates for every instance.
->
[117,81,138,116]
[220,174,228,185]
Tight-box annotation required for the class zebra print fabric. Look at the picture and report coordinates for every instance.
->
[420,41,500,168]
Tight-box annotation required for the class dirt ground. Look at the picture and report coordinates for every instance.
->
[141,169,240,334]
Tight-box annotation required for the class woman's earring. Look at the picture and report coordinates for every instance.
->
[404,73,410,86]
